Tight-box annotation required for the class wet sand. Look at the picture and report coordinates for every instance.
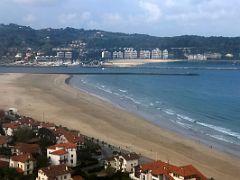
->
[0,73,239,179]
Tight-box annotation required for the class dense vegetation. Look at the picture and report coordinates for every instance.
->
[0,23,240,59]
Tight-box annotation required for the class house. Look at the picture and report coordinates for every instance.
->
[12,143,41,155]
[0,136,9,147]
[17,116,40,133]
[9,153,36,175]
[2,122,20,136]
[130,160,207,180]
[47,143,77,167]
[36,164,72,180]
[38,122,56,130]
[105,153,139,173]
[54,127,84,149]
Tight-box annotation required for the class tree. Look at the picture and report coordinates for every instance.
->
[13,127,35,143]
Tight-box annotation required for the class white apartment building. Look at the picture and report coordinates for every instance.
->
[102,51,112,59]
[36,164,72,180]
[105,153,139,173]
[10,153,36,175]
[65,52,73,59]
[188,54,207,61]
[47,143,77,167]
[124,48,138,59]
[151,48,162,59]
[57,52,65,59]
[113,51,124,59]
[139,50,151,59]
[162,49,169,59]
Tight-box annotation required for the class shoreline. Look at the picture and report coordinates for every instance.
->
[0,73,240,179]
[67,75,240,159]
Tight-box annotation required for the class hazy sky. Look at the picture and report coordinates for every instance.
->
[1,0,240,37]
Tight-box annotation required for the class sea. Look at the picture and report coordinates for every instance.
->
[0,61,240,157]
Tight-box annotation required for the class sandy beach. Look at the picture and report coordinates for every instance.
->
[0,73,240,179]
[103,59,182,67]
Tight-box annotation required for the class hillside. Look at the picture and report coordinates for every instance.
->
[0,23,240,60]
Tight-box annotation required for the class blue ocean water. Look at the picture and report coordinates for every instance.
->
[68,61,240,157]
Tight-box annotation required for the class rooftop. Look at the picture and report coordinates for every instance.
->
[39,164,71,178]
[11,153,34,163]
[48,143,77,150]
[50,149,67,156]
[14,143,40,154]
[0,136,8,145]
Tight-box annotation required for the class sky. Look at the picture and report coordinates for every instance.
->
[0,0,240,37]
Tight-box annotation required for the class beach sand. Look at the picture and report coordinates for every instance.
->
[0,73,239,179]
[103,59,181,67]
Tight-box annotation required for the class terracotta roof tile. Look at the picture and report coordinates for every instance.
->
[11,153,35,163]
[14,143,40,154]
[141,161,207,180]
[0,160,9,168]
[50,149,68,155]
[2,122,20,129]
[0,136,8,145]
[39,164,71,178]
[48,143,77,150]
[54,128,84,144]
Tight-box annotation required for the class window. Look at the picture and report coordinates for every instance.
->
[71,154,73,157]
[64,175,67,179]
[27,165,30,169]
[71,160,73,164]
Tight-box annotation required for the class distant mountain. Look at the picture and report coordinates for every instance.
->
[0,23,240,59]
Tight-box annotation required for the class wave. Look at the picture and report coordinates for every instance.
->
[119,89,127,93]
[163,109,175,115]
[197,122,240,140]
[207,134,237,145]
[177,114,196,123]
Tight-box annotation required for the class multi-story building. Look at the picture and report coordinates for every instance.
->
[10,153,36,175]
[162,49,169,59]
[57,52,65,59]
[47,143,77,167]
[130,160,207,180]
[12,143,41,155]
[65,52,73,59]
[102,51,112,59]
[105,153,139,173]
[36,164,72,180]
[188,54,207,61]
[113,51,124,59]
[139,50,151,59]
[124,48,138,59]
[151,48,162,59]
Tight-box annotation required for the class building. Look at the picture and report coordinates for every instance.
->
[188,54,207,61]
[204,53,222,60]
[2,122,20,136]
[113,51,124,59]
[36,164,72,180]
[151,48,162,59]
[12,143,41,155]
[102,51,112,59]
[65,52,73,59]
[124,48,138,59]
[139,50,151,59]
[54,127,85,149]
[47,143,77,167]
[162,49,169,59]
[0,136,9,147]
[130,160,207,180]
[105,153,139,173]
[57,52,65,59]
[10,153,36,175]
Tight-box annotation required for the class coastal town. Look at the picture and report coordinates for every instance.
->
[0,107,209,180]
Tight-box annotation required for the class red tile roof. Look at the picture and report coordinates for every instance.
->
[54,127,84,144]
[72,175,85,180]
[2,122,20,129]
[40,122,56,128]
[39,164,71,179]
[0,136,8,145]
[141,161,207,180]
[0,110,5,118]
[14,143,40,154]
[48,143,77,150]
[11,153,35,163]
[0,160,9,168]
[50,149,67,155]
